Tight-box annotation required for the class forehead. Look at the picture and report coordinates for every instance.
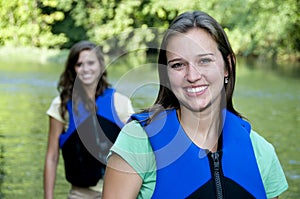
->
[78,49,97,60]
[166,28,218,57]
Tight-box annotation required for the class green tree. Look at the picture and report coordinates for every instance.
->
[0,0,298,61]
[0,0,67,48]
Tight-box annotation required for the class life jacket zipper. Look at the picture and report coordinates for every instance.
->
[211,152,224,199]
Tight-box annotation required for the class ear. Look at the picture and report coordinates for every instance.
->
[225,54,235,77]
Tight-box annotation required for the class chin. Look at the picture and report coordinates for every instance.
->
[80,79,94,85]
[191,102,213,112]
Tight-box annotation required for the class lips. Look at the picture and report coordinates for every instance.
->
[81,74,93,79]
[186,85,208,95]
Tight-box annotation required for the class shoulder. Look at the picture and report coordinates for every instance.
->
[250,130,288,198]
[50,96,61,105]
[250,130,276,169]
[46,96,65,124]
[114,91,131,103]
[113,91,135,123]
[112,119,152,155]
[47,96,61,113]
[250,130,275,155]
[116,120,149,143]
[109,120,155,172]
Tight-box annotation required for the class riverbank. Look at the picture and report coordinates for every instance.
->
[0,46,148,68]
[0,46,68,64]
[0,46,299,65]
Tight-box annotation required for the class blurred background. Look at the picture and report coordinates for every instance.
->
[0,0,299,198]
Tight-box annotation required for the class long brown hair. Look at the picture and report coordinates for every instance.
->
[145,11,241,122]
[58,41,110,119]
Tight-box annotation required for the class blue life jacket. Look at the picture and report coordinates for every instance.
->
[131,109,267,199]
[60,88,124,187]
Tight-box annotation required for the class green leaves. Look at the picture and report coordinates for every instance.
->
[0,0,298,60]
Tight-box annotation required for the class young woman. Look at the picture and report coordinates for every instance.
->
[102,11,288,199]
[44,41,134,199]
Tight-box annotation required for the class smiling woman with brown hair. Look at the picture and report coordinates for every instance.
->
[102,11,288,199]
[44,41,134,199]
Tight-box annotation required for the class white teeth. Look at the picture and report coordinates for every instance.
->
[187,86,206,93]
[82,74,92,78]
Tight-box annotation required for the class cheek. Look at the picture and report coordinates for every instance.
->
[208,72,224,88]
[169,75,186,96]
[210,68,223,80]
[93,64,102,74]
[74,67,80,74]
[209,61,226,82]
[167,70,181,88]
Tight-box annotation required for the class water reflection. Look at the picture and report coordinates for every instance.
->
[0,58,299,198]
[238,57,300,78]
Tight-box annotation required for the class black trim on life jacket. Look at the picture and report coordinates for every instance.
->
[60,88,122,187]
[186,150,256,199]
[62,114,121,187]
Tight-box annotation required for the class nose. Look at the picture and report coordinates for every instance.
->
[81,63,90,72]
[186,64,202,82]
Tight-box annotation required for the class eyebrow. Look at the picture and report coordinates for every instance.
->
[167,53,214,64]
[167,58,182,65]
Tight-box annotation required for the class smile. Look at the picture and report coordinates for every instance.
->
[186,86,207,93]
[81,74,93,79]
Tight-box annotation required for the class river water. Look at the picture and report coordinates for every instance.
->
[0,57,299,198]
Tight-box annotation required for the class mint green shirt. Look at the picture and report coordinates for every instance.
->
[109,120,288,199]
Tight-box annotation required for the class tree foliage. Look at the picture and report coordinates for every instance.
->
[0,0,298,60]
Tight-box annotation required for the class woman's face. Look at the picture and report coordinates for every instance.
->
[74,50,102,89]
[166,28,228,113]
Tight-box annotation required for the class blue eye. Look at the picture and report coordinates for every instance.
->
[172,63,182,68]
[169,63,186,70]
[200,58,212,64]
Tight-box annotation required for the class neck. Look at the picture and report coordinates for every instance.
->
[178,106,223,152]
[83,84,96,99]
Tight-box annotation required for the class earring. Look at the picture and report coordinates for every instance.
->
[224,77,229,84]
